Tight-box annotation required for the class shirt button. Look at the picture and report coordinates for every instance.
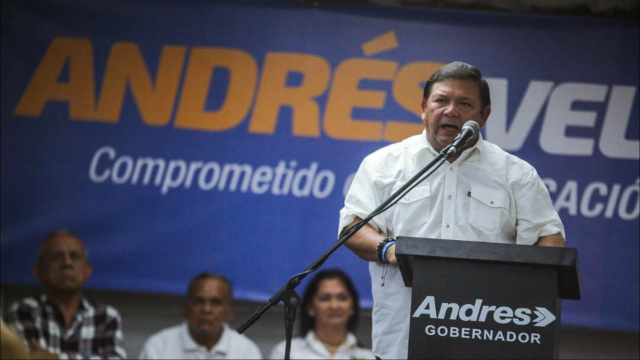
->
[405,196,410,201]
[448,195,452,200]
[491,201,494,204]
[449,167,454,171]
[446,224,450,228]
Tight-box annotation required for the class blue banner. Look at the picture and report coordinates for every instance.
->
[2,0,638,332]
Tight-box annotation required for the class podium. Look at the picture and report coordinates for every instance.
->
[396,236,580,359]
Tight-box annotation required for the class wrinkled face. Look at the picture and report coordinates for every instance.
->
[185,279,233,339]
[34,235,92,293]
[421,79,490,153]
[309,278,354,330]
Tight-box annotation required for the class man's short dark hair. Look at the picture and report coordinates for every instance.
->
[186,272,234,304]
[423,61,491,110]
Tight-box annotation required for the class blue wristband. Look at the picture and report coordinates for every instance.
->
[381,241,396,263]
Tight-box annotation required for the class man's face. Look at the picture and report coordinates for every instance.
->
[185,279,233,340]
[33,235,92,293]
[421,78,491,153]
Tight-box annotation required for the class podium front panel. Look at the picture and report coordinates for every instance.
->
[408,259,561,359]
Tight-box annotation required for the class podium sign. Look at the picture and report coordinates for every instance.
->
[396,237,580,359]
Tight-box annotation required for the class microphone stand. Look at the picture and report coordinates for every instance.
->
[238,142,456,360]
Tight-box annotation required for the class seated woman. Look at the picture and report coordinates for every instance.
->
[269,269,375,359]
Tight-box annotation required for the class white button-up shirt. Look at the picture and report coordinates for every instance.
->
[269,331,376,359]
[138,323,262,359]
[339,130,564,359]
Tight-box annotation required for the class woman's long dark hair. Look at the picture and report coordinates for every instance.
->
[299,269,360,336]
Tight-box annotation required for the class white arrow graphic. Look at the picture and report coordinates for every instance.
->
[533,307,556,327]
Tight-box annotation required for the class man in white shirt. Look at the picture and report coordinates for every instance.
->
[139,272,262,359]
[339,61,565,359]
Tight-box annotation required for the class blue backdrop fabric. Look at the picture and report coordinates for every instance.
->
[1,0,638,332]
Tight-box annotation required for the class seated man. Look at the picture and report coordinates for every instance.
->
[5,230,126,359]
[139,272,262,359]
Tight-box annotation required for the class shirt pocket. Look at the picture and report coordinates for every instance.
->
[468,185,510,234]
[392,184,431,232]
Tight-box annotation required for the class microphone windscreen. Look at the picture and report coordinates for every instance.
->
[463,120,480,137]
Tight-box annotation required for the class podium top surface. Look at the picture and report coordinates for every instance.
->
[396,236,581,300]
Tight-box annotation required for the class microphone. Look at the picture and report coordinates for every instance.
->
[446,120,480,156]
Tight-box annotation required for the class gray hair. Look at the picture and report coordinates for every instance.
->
[186,272,234,304]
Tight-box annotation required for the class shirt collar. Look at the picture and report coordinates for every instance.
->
[181,322,231,355]
[412,129,485,167]
[39,293,92,313]
[344,332,357,349]
[305,331,358,355]
[457,131,485,163]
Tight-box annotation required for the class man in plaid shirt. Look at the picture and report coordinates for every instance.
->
[5,230,127,359]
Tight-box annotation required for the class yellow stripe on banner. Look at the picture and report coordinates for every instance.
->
[362,31,399,56]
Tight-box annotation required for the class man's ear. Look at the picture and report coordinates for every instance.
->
[225,306,235,322]
[82,261,94,283]
[420,99,427,123]
[478,105,491,127]
[32,263,44,284]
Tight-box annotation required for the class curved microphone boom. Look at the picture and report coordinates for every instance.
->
[446,120,480,156]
